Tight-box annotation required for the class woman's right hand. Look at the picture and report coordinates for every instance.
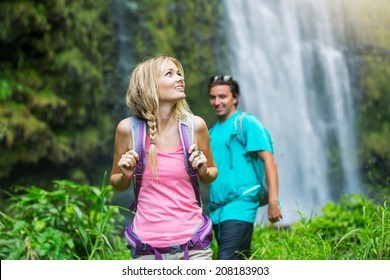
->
[118,150,139,178]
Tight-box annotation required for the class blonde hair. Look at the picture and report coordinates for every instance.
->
[126,56,192,177]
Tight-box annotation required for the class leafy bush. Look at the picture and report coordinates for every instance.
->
[0,173,129,260]
[0,0,117,182]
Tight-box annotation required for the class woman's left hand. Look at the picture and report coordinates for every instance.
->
[189,144,208,176]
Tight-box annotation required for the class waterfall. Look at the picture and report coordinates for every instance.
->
[222,0,361,224]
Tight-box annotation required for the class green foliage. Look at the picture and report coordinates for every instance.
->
[340,0,390,193]
[250,194,389,260]
[0,173,129,260]
[359,54,390,156]
[0,0,117,183]
[1,182,387,260]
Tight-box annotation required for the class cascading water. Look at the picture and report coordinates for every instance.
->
[222,0,361,224]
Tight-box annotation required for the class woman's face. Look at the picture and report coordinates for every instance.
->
[157,60,185,103]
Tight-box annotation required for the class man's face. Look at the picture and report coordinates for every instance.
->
[209,84,238,122]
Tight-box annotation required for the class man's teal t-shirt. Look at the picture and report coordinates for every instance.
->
[208,111,273,224]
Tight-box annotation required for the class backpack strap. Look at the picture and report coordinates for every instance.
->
[233,112,248,146]
[178,116,202,207]
[233,112,273,206]
[129,116,146,211]
[234,112,274,154]
[224,112,248,169]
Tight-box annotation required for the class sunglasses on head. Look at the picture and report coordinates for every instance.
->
[210,75,233,83]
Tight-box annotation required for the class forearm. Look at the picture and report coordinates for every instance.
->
[199,166,218,184]
[265,158,278,204]
[110,172,133,191]
[258,151,279,205]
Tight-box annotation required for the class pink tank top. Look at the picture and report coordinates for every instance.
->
[133,136,203,247]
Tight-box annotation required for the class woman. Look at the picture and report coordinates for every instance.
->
[110,56,218,260]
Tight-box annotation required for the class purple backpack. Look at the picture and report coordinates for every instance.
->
[124,116,212,260]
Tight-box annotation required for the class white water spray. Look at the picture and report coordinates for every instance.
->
[223,0,361,224]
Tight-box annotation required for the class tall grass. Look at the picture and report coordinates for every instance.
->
[250,194,389,260]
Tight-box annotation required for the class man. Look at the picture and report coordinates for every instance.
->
[207,75,282,260]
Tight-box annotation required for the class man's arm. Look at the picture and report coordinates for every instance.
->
[257,150,282,223]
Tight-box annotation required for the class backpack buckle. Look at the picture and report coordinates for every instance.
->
[188,240,195,248]
[170,245,183,254]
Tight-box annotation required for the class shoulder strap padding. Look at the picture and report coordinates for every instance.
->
[129,115,146,211]
[179,116,202,207]
[234,112,248,146]
[130,116,147,172]
[178,117,194,174]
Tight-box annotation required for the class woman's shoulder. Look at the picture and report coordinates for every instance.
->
[114,117,133,150]
[192,114,204,122]
[116,117,131,135]
[192,115,207,127]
